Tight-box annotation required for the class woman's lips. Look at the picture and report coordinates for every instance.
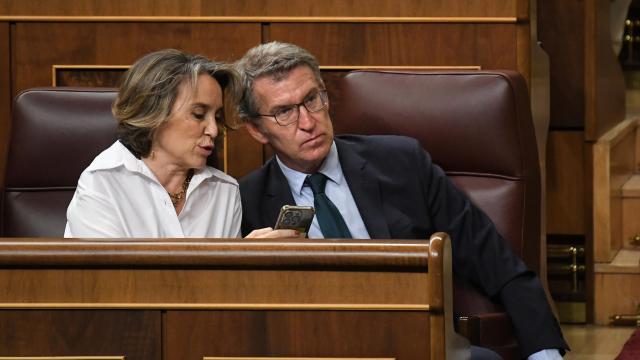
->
[198,144,213,156]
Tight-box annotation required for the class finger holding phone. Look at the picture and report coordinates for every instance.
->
[244,205,315,238]
[245,227,300,238]
[274,205,315,238]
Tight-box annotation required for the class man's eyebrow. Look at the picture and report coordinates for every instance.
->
[266,88,319,112]
[268,103,292,112]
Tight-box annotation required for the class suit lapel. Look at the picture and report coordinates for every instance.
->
[336,138,391,238]
[264,159,296,225]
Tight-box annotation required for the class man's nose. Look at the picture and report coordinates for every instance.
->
[297,105,315,129]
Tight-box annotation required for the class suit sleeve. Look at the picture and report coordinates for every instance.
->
[415,144,568,357]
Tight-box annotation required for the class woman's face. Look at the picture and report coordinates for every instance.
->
[151,74,223,171]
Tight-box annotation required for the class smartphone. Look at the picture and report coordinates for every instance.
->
[274,205,315,236]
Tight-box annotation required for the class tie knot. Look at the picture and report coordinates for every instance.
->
[307,173,328,195]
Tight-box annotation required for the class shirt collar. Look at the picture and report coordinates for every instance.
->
[276,141,344,196]
[88,141,219,186]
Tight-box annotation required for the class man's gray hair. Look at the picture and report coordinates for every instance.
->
[235,42,324,123]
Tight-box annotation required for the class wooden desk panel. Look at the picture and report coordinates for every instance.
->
[0,310,160,359]
[0,268,428,306]
[165,310,429,359]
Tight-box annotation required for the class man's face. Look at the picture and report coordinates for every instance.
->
[246,65,334,174]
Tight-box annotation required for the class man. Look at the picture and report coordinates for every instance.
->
[235,41,568,359]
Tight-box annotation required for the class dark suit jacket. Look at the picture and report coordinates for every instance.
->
[240,134,568,357]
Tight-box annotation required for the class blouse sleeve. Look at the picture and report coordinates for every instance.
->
[64,173,126,238]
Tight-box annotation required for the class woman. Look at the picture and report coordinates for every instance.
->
[65,49,295,238]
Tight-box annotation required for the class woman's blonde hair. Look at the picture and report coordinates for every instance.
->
[112,49,238,158]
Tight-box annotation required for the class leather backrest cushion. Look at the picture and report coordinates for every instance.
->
[3,191,73,237]
[6,88,118,188]
[332,70,537,178]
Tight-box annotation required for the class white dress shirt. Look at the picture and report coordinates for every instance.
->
[277,141,370,239]
[529,349,563,360]
[65,141,241,238]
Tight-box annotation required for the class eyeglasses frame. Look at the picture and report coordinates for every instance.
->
[255,89,328,126]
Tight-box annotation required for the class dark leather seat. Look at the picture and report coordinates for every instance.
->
[1,88,119,237]
[332,70,543,360]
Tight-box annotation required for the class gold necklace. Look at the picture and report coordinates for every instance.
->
[168,169,194,208]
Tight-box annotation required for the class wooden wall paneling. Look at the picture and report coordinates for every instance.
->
[593,271,640,325]
[529,4,547,151]
[269,23,517,70]
[214,0,519,17]
[0,0,202,16]
[0,22,10,189]
[622,196,640,246]
[164,310,429,359]
[214,0,518,17]
[538,0,585,129]
[0,310,161,358]
[592,138,613,263]
[474,23,521,71]
[546,131,585,234]
[10,22,262,179]
[539,0,625,135]
[0,0,519,17]
[607,126,636,250]
[584,140,595,324]
[13,22,260,93]
[637,125,640,172]
[635,125,640,173]
[592,119,637,263]
[515,0,529,20]
[528,0,551,283]
[516,16,531,86]
[54,66,127,87]
[607,150,628,256]
[583,0,626,141]
[225,127,265,179]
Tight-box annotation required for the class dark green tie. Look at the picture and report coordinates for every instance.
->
[306,173,352,238]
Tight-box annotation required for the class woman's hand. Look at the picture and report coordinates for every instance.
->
[245,227,302,238]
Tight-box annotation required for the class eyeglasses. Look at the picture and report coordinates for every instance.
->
[256,90,328,126]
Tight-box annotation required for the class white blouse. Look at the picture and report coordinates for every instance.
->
[64,141,241,238]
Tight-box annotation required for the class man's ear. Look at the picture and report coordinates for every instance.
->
[244,121,269,144]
